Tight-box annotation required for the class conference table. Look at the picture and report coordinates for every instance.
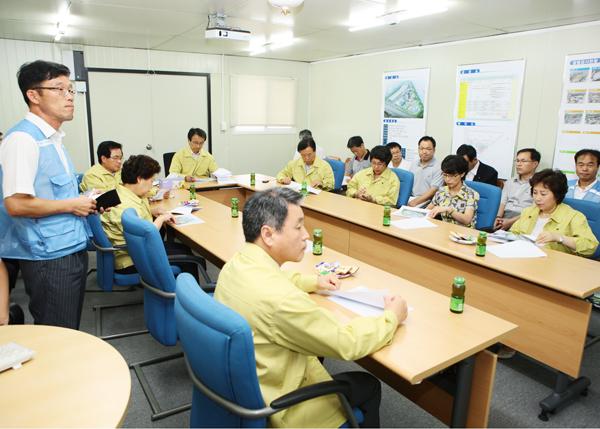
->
[218,173,599,419]
[0,325,131,428]
[157,189,518,427]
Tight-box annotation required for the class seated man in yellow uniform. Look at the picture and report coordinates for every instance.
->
[79,140,123,193]
[169,128,218,182]
[214,187,408,428]
[347,145,400,206]
[276,138,335,191]
[102,154,200,279]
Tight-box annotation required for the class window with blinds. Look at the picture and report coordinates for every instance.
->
[230,74,298,134]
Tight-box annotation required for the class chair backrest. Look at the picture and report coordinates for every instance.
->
[389,168,414,208]
[88,213,139,292]
[163,152,176,174]
[121,208,179,346]
[464,181,502,230]
[562,197,600,259]
[496,179,504,190]
[324,158,345,190]
[76,173,84,187]
[175,274,266,428]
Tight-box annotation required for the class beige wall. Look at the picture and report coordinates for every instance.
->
[0,40,309,176]
[308,22,600,174]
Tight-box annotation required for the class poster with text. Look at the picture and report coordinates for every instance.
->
[381,69,430,163]
[552,52,600,181]
[451,60,526,180]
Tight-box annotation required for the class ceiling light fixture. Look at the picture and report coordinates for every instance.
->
[54,2,72,42]
[249,40,294,56]
[349,2,450,32]
[266,0,305,16]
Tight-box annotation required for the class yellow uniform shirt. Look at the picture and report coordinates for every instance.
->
[346,167,400,206]
[510,203,599,257]
[169,147,218,180]
[79,163,122,193]
[276,156,335,192]
[214,243,398,428]
[100,185,153,269]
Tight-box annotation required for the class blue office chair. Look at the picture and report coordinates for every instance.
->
[174,273,362,428]
[87,213,149,340]
[389,168,414,208]
[76,173,84,188]
[325,158,345,193]
[562,198,600,259]
[121,208,214,421]
[464,181,501,230]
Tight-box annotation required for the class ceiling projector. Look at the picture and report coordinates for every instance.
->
[205,27,251,42]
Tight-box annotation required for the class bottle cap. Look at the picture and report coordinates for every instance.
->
[314,229,322,234]
[384,205,391,209]
[479,231,487,236]
[232,198,238,202]
[454,277,466,284]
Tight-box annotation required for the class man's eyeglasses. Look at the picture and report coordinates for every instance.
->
[371,161,386,168]
[110,156,123,161]
[442,173,460,179]
[514,159,533,164]
[32,87,77,98]
[419,147,434,152]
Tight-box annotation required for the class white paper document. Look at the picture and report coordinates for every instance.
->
[168,206,202,216]
[486,240,547,258]
[166,172,179,179]
[283,181,321,194]
[392,205,431,219]
[171,214,205,227]
[211,168,237,185]
[391,218,437,230]
[321,286,413,318]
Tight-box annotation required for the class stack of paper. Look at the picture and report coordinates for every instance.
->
[487,240,547,258]
[283,181,321,194]
[391,218,437,230]
[320,286,414,317]
[392,205,431,219]
[211,168,237,185]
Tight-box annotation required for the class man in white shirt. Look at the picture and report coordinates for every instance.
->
[293,129,325,160]
[0,60,101,329]
[408,136,443,208]
[386,142,412,171]
[565,149,600,202]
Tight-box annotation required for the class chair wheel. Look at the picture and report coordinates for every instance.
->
[538,410,549,422]
[581,387,589,397]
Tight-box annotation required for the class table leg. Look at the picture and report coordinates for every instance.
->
[451,354,476,428]
[538,371,590,421]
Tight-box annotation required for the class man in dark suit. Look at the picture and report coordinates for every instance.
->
[456,144,498,185]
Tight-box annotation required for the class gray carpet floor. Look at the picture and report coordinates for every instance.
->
[7,250,600,428]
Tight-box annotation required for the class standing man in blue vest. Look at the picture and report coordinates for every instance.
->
[0,60,101,329]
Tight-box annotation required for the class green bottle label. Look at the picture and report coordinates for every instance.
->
[383,216,391,226]
[313,242,322,255]
[450,296,464,313]
[476,243,486,256]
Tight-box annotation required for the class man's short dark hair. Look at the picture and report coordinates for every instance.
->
[121,155,161,184]
[530,169,568,204]
[243,188,305,243]
[371,145,392,166]
[441,155,469,177]
[418,136,436,148]
[386,142,401,152]
[456,144,477,162]
[574,149,600,165]
[17,60,71,106]
[517,148,541,163]
[299,129,312,140]
[188,128,207,141]
[97,141,123,163]
[347,136,364,149]
[298,138,316,153]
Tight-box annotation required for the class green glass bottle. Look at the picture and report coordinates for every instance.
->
[301,181,308,196]
[250,172,256,186]
[189,183,196,200]
[231,198,239,218]
[476,231,487,257]
[313,229,323,255]
[450,277,466,314]
[383,205,391,226]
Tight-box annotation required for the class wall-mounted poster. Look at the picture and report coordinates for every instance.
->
[552,52,600,181]
[380,68,430,163]
[451,60,526,180]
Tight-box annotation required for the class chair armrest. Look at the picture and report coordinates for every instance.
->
[167,254,212,284]
[270,380,351,410]
[92,241,127,253]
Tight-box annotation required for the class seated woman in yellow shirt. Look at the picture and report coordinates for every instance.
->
[510,168,598,256]
[101,155,201,280]
[347,145,400,206]
[169,128,218,182]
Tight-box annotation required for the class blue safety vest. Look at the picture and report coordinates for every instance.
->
[0,119,89,260]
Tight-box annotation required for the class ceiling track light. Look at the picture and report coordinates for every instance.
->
[54,2,72,42]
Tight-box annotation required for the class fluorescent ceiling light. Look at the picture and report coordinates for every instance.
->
[250,39,294,56]
[349,2,450,32]
[54,3,71,42]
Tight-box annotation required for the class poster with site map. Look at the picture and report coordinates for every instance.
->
[380,68,430,163]
[552,52,600,181]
